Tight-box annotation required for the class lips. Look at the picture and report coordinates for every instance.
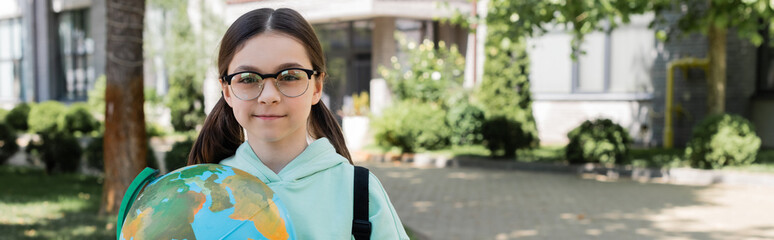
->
[253,114,286,120]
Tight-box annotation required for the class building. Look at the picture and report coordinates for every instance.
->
[527,13,774,148]
[2,0,771,148]
[0,0,107,108]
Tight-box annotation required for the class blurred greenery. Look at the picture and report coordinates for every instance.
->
[686,114,761,169]
[0,120,19,165]
[5,102,31,131]
[147,0,225,133]
[372,101,450,153]
[565,119,632,165]
[0,165,114,239]
[378,34,465,106]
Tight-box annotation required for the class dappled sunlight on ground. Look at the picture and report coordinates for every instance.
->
[365,162,774,240]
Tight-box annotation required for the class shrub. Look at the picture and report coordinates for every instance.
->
[481,115,532,158]
[5,103,31,131]
[60,103,100,136]
[475,32,539,150]
[165,138,194,171]
[565,119,632,165]
[447,103,485,146]
[28,101,68,133]
[27,132,82,173]
[685,114,761,169]
[0,121,19,165]
[378,35,465,106]
[86,136,158,171]
[372,101,450,153]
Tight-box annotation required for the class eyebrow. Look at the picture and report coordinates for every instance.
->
[232,62,307,74]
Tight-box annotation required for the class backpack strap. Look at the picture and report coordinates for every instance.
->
[116,167,159,239]
[352,166,371,240]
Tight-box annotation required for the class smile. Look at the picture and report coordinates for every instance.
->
[253,114,286,120]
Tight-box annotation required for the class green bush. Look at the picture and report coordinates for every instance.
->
[28,101,68,133]
[447,103,485,146]
[372,101,450,153]
[165,138,194,171]
[481,115,532,158]
[60,103,100,136]
[475,28,539,150]
[27,132,82,173]
[0,121,19,165]
[378,36,465,106]
[685,114,761,169]
[5,103,31,131]
[86,136,158,171]
[565,119,632,165]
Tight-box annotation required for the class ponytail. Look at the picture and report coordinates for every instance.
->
[309,101,352,164]
[188,97,245,165]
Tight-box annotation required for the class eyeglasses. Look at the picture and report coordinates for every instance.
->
[222,68,317,100]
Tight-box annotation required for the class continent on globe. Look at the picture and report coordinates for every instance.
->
[120,164,296,240]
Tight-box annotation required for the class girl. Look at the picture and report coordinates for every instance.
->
[187,8,409,239]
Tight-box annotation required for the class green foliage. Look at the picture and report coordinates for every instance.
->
[446,102,485,146]
[673,0,774,46]
[25,102,99,173]
[378,35,465,106]
[87,75,106,116]
[28,101,68,133]
[60,103,100,136]
[481,116,530,158]
[85,136,158,171]
[475,33,539,150]
[27,132,82,173]
[372,101,450,153]
[5,103,31,131]
[0,121,19,165]
[685,114,761,169]
[148,0,224,132]
[165,138,194,171]
[565,119,632,165]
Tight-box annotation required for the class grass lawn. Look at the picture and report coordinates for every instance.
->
[0,165,114,239]
[0,165,429,239]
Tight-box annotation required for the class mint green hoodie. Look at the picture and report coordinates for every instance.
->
[220,138,409,239]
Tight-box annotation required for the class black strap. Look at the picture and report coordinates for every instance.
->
[352,166,371,240]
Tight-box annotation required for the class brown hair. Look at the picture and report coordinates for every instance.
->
[188,8,352,165]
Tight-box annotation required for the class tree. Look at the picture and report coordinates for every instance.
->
[102,0,147,215]
[147,0,224,132]
[477,0,774,115]
[669,0,774,114]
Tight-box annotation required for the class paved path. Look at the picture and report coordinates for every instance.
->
[362,162,774,240]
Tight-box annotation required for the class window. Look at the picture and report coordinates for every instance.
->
[57,8,94,101]
[0,17,23,101]
[529,15,656,96]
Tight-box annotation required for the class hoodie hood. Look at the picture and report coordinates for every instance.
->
[224,138,348,183]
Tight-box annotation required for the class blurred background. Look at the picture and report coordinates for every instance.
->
[0,0,773,239]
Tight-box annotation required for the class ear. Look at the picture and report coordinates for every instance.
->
[220,79,234,107]
[311,72,324,105]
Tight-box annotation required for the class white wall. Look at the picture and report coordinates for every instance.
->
[533,100,653,145]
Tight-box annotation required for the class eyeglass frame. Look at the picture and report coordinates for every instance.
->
[222,67,318,100]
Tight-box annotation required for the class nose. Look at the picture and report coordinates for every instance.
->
[257,79,281,104]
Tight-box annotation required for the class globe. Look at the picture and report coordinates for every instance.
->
[119,164,296,240]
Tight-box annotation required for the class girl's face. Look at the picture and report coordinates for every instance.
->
[222,32,323,144]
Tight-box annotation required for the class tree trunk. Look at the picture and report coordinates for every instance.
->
[707,25,726,115]
[101,0,146,216]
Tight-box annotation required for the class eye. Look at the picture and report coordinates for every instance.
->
[237,73,261,83]
[278,70,304,81]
